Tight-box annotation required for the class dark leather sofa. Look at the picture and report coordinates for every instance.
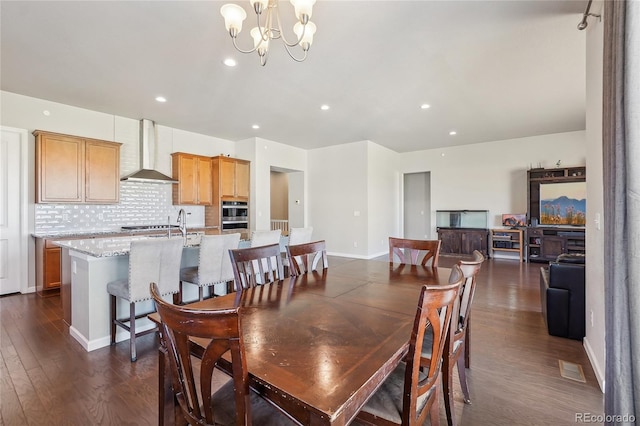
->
[539,254,586,340]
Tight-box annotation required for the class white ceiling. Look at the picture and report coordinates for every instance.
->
[0,0,588,153]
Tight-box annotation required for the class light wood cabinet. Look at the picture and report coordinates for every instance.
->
[491,228,523,261]
[34,130,121,204]
[171,153,213,205]
[205,156,251,229]
[35,238,61,296]
[216,156,250,200]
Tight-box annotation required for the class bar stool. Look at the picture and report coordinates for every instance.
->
[180,233,241,301]
[107,238,183,362]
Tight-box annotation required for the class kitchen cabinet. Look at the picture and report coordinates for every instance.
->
[437,228,489,257]
[216,156,250,200]
[171,153,213,205]
[34,130,121,204]
[205,156,251,229]
[35,238,61,296]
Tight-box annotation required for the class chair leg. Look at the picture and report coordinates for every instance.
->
[129,302,137,362]
[110,295,116,345]
[457,350,471,404]
[465,319,471,368]
[430,374,441,426]
[443,354,456,426]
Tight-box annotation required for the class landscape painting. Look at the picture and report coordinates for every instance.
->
[540,181,587,226]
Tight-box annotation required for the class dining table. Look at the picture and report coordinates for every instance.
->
[152,258,451,426]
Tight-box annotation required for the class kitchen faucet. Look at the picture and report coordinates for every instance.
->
[177,209,187,241]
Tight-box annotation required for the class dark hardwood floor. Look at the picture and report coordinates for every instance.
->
[0,256,603,425]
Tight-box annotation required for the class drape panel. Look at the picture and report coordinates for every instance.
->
[603,0,640,423]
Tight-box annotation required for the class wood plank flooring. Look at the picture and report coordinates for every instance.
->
[0,256,603,425]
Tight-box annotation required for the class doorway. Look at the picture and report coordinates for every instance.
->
[1,127,29,295]
[403,172,431,239]
[270,167,305,233]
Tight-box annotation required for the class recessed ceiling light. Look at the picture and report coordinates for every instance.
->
[420,104,430,109]
[252,124,260,129]
[42,110,51,116]
[155,96,167,103]
[320,105,330,111]
[441,153,446,157]
[223,58,237,67]
[449,131,457,136]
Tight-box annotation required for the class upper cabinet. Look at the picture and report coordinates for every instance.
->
[171,153,213,206]
[34,130,121,204]
[215,156,250,200]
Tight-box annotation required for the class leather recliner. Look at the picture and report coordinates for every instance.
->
[539,257,586,340]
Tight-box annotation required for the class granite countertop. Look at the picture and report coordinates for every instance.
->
[32,225,220,240]
[54,233,204,258]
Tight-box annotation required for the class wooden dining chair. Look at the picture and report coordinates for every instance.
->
[424,250,485,426]
[107,238,183,362]
[286,240,328,276]
[149,283,296,426]
[356,266,463,426]
[229,243,285,290]
[389,237,441,267]
[179,233,240,301]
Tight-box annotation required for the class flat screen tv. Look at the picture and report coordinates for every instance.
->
[539,181,586,226]
[502,213,526,228]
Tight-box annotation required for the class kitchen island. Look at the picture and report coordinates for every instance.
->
[55,234,210,352]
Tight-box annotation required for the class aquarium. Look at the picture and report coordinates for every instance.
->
[436,210,489,229]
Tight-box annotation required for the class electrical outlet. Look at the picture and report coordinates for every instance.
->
[353,241,358,248]
[590,310,594,327]
[98,213,104,220]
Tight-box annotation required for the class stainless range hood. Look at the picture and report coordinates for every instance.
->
[120,119,178,183]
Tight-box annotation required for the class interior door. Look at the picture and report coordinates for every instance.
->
[403,172,431,239]
[0,128,24,294]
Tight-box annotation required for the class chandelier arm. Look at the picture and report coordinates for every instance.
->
[282,43,308,62]
[231,37,260,54]
[275,9,305,47]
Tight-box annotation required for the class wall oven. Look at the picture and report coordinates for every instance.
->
[221,201,248,230]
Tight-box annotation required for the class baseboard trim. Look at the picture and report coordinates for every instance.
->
[583,336,605,392]
[69,323,157,352]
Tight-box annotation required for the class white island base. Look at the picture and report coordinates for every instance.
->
[64,246,211,351]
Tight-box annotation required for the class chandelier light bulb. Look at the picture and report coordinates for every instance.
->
[250,27,269,56]
[220,4,247,37]
[293,21,316,50]
[290,0,316,23]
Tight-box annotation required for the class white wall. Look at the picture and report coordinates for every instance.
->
[584,0,606,391]
[308,141,369,256]
[367,141,400,257]
[398,131,587,238]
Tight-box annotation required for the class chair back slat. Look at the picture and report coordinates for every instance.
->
[229,243,285,291]
[286,240,328,276]
[389,237,441,267]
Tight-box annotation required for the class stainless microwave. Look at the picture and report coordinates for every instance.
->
[221,201,248,230]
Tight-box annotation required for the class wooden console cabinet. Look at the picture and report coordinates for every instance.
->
[526,227,585,262]
[34,130,121,204]
[437,228,489,257]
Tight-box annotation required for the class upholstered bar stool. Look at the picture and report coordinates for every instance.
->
[107,238,183,362]
[180,233,241,301]
[283,227,313,274]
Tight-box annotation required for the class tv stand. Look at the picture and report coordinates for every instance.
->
[527,227,585,262]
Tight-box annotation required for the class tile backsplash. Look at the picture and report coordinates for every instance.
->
[34,181,204,233]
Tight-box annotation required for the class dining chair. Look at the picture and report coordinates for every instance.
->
[355,266,463,426]
[107,238,183,362]
[250,229,282,247]
[179,233,241,301]
[149,283,296,426]
[422,250,484,426]
[389,237,441,267]
[286,240,328,276]
[229,243,285,290]
[283,227,314,274]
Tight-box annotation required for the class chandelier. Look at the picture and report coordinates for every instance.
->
[220,0,317,66]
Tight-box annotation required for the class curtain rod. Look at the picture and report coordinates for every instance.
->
[577,0,601,30]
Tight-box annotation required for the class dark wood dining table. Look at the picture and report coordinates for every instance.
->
[152,259,451,426]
